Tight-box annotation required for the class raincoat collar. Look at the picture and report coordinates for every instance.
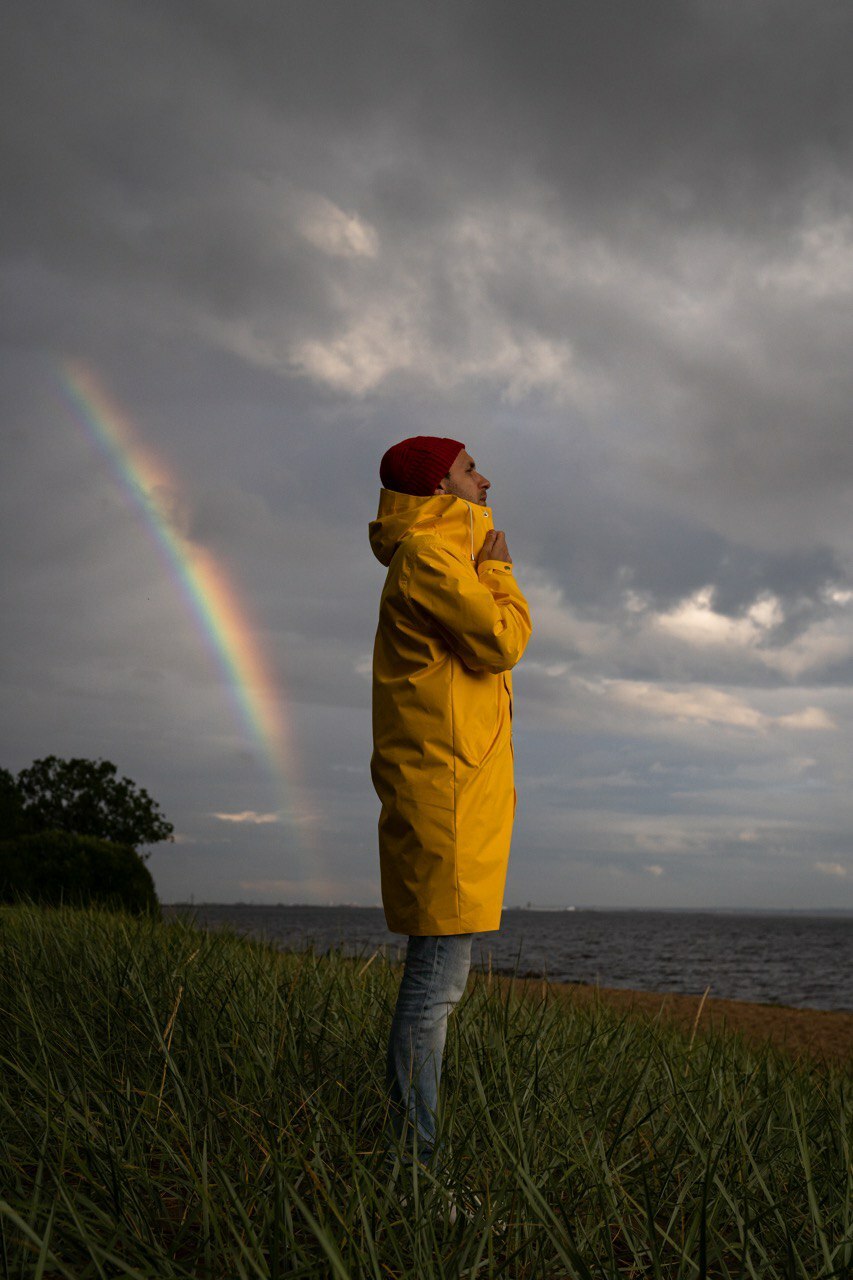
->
[369,489,494,568]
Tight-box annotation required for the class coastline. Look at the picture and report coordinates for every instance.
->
[490,974,853,1067]
[163,907,852,1063]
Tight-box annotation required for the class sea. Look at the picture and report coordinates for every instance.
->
[163,904,853,1012]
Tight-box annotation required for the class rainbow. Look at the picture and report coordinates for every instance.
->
[57,359,316,862]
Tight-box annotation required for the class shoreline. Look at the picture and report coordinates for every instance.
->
[162,910,852,1064]
[491,973,853,1067]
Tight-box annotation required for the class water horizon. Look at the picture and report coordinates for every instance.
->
[167,901,853,916]
[163,903,853,1012]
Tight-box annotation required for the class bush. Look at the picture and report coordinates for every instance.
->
[0,767,31,840]
[0,830,159,915]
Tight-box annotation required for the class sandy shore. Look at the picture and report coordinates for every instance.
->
[490,975,853,1068]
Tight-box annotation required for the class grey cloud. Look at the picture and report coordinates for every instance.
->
[4,0,853,908]
[155,1,853,233]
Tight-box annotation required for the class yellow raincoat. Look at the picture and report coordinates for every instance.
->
[369,490,532,935]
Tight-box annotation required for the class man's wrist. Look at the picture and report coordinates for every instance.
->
[478,558,514,573]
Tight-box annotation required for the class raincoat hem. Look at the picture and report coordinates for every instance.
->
[384,913,503,937]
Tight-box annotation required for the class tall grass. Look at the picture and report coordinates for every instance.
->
[1,904,850,1278]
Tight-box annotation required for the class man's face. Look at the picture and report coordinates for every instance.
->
[434,450,491,505]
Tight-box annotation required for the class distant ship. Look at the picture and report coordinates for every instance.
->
[505,903,577,912]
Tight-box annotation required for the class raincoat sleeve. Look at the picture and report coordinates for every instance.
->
[402,537,532,674]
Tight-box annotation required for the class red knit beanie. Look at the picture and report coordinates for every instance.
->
[379,436,465,496]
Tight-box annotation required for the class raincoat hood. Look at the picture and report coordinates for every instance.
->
[369,489,494,568]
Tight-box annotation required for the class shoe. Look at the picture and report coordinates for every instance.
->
[440,1185,508,1232]
[390,1179,482,1226]
[443,1187,481,1226]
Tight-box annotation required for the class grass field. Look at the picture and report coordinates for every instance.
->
[1,904,851,1278]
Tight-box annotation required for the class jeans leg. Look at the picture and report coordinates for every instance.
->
[386,934,473,1164]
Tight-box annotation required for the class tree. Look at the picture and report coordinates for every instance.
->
[0,768,31,841]
[16,757,173,858]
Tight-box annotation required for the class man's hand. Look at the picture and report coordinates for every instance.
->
[477,529,512,567]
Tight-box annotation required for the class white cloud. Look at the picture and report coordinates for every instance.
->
[633,828,708,855]
[548,811,800,860]
[815,861,848,878]
[569,770,640,790]
[295,194,379,259]
[287,203,608,403]
[490,334,582,405]
[597,678,836,734]
[237,878,378,900]
[758,619,853,679]
[611,583,853,681]
[759,213,853,300]
[623,590,650,614]
[291,308,414,394]
[520,566,612,656]
[645,864,664,876]
[290,309,589,402]
[654,585,783,649]
[522,659,570,678]
[603,679,766,730]
[212,810,281,825]
[202,314,292,374]
[776,707,837,731]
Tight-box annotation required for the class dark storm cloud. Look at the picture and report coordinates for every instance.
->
[7,1,853,275]
[517,445,844,613]
[158,0,853,228]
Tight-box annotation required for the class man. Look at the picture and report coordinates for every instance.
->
[369,435,532,1167]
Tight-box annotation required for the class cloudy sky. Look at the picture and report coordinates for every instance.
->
[3,0,853,911]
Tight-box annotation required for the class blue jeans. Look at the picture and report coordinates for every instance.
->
[385,934,473,1165]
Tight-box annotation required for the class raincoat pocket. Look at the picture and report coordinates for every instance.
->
[451,661,502,767]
